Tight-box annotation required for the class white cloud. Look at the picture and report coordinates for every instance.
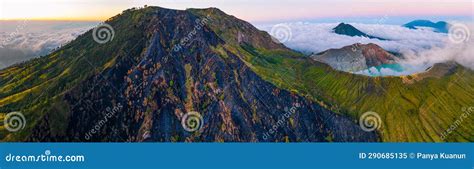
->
[258,22,474,76]
[0,21,96,69]
[258,22,448,54]
[1,27,90,54]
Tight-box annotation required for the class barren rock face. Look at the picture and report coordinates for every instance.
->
[21,7,378,142]
[311,43,398,72]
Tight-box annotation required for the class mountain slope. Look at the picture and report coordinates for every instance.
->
[189,9,474,142]
[240,47,474,142]
[0,7,377,142]
[192,10,474,142]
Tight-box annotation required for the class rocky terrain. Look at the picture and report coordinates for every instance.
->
[311,43,398,72]
[1,6,472,143]
[0,7,377,142]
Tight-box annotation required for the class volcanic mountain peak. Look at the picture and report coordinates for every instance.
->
[311,43,398,72]
[333,23,385,40]
[188,7,289,50]
[333,23,365,36]
[0,6,376,142]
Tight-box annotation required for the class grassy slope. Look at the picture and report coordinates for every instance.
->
[0,7,472,142]
[0,8,149,141]
[191,9,474,142]
[237,46,474,142]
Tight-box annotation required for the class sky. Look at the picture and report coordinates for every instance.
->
[0,0,472,23]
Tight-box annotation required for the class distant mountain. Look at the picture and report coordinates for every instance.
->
[333,23,386,40]
[311,43,398,72]
[403,20,450,33]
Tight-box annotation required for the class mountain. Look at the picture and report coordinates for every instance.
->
[333,23,386,40]
[403,20,449,33]
[0,7,376,142]
[247,46,474,142]
[1,7,473,143]
[311,43,398,72]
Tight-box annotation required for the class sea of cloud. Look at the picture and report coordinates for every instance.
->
[0,28,87,52]
[1,20,472,76]
[0,21,97,69]
[258,22,473,76]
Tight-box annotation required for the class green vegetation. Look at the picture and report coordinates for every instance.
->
[192,8,474,142]
[0,8,149,141]
[229,44,474,142]
[0,7,472,142]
